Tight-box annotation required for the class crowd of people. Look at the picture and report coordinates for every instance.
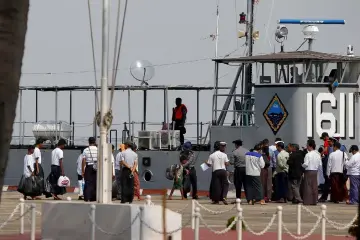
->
[206,134,360,205]
[18,129,360,207]
[19,137,142,203]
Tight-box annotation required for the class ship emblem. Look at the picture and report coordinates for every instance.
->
[263,94,288,135]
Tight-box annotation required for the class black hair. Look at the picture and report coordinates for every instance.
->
[275,137,282,142]
[262,139,269,145]
[28,145,35,151]
[276,142,285,149]
[334,141,341,149]
[254,143,262,151]
[307,139,316,150]
[112,144,115,150]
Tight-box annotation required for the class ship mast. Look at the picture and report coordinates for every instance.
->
[244,0,254,97]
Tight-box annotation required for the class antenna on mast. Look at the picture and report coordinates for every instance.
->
[130,60,155,131]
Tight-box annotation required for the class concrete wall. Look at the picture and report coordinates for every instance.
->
[41,202,182,240]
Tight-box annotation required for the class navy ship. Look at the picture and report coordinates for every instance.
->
[4,0,359,196]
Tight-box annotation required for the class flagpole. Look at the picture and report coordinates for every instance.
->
[97,0,112,203]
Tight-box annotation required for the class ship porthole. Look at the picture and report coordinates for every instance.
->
[143,170,153,182]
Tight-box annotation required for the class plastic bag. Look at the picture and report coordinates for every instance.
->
[112,180,118,199]
[22,176,41,196]
[17,175,26,194]
[57,176,70,187]
[183,175,191,193]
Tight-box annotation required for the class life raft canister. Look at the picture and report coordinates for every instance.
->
[173,104,187,120]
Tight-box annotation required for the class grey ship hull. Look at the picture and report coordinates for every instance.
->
[5,84,358,193]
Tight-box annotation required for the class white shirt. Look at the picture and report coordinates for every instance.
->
[345,152,360,175]
[76,154,83,176]
[51,147,64,166]
[327,149,348,176]
[302,150,322,171]
[245,151,265,176]
[33,147,42,164]
[269,145,277,152]
[207,151,229,172]
[83,146,98,165]
[23,154,34,177]
[111,154,115,176]
[115,152,122,170]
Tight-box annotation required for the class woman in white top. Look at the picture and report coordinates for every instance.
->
[345,145,360,204]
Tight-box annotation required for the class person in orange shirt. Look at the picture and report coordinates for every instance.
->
[172,98,187,146]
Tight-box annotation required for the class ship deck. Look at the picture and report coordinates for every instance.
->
[0,192,356,239]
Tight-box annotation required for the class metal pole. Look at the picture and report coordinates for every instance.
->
[165,88,170,149]
[163,89,166,124]
[18,90,22,145]
[128,89,131,140]
[236,199,241,240]
[196,90,199,145]
[91,205,96,240]
[212,62,219,124]
[139,206,144,240]
[191,200,195,229]
[97,0,111,203]
[55,89,58,142]
[244,0,254,98]
[143,90,147,130]
[19,198,24,234]
[30,204,36,240]
[69,91,73,144]
[211,2,220,125]
[94,91,97,139]
[297,204,301,235]
[277,206,282,240]
[194,207,200,240]
[321,205,326,240]
[308,38,313,51]
[35,90,38,122]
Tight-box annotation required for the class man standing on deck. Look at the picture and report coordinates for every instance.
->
[172,97,187,146]
[231,139,248,203]
[181,141,198,199]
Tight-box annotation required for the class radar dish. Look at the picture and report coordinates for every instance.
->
[130,60,155,86]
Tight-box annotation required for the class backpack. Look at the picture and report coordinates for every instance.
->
[165,164,179,180]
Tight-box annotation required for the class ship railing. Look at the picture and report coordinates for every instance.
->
[213,93,256,127]
[12,120,239,147]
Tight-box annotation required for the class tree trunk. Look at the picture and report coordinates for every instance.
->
[0,0,29,202]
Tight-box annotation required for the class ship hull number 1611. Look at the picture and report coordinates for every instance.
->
[306,92,355,139]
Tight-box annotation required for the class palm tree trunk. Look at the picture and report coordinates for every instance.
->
[0,0,29,202]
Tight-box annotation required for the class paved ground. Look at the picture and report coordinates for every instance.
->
[0,192,357,239]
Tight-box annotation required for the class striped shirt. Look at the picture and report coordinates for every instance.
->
[83,146,98,165]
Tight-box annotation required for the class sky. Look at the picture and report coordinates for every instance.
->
[14,0,360,145]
